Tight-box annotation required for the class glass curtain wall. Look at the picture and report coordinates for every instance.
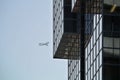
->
[68,59,81,80]
[85,0,103,80]
[103,0,120,79]
[53,0,64,56]
[68,12,81,80]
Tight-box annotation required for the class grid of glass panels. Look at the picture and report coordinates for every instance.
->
[68,59,80,80]
[85,0,102,43]
[103,9,120,80]
[53,0,64,55]
[85,14,103,80]
[53,0,79,59]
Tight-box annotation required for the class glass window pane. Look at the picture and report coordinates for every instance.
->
[114,38,120,48]
[91,65,93,80]
[88,56,90,69]
[97,56,99,70]
[104,37,113,47]
[91,36,93,49]
[94,30,96,44]
[114,49,119,56]
[100,35,102,49]
[94,46,96,60]
[100,51,102,65]
[94,61,96,75]
[91,50,93,64]
[104,48,113,56]
[100,67,102,80]
[85,48,88,59]
[100,18,102,33]
[94,15,96,29]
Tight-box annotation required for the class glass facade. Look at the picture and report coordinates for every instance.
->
[84,0,103,79]
[103,12,120,80]
[53,0,120,80]
[85,14,103,80]
[68,59,81,80]
[68,33,81,80]
[53,0,64,57]
[53,0,80,59]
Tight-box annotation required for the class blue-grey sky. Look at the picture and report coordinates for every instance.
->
[0,0,67,80]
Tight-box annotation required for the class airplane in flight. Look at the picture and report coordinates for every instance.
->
[39,42,49,46]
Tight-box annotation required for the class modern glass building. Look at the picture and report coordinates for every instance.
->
[53,0,80,59]
[53,0,120,80]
